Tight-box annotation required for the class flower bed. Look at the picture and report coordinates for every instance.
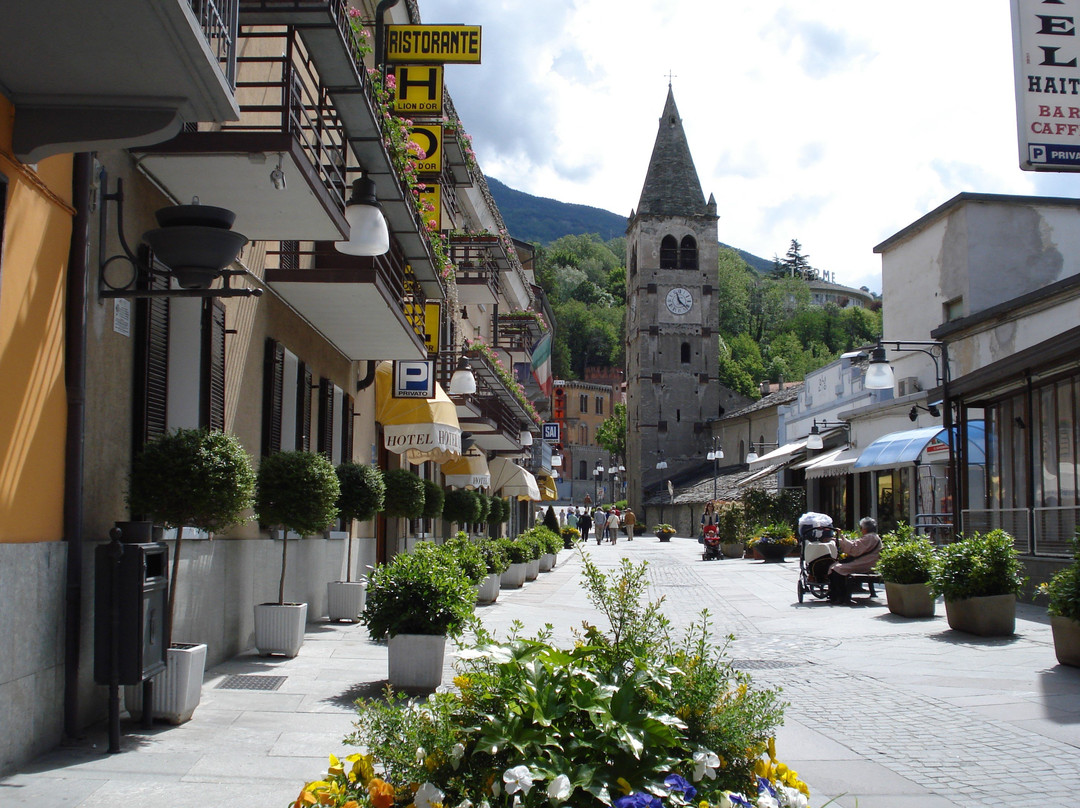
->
[295,557,811,808]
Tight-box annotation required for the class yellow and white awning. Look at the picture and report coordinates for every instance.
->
[488,456,541,501]
[536,474,559,501]
[376,362,462,464]
[441,447,490,489]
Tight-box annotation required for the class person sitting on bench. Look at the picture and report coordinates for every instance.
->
[828,517,883,604]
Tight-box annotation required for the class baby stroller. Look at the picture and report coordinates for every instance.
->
[701,524,721,560]
[796,512,838,603]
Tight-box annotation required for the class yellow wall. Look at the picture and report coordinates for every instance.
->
[0,95,73,542]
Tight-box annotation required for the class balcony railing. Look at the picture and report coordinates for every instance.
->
[496,314,546,353]
[191,0,240,87]
[450,237,503,303]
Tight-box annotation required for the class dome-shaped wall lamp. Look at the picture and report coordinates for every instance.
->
[336,174,389,256]
[448,356,477,395]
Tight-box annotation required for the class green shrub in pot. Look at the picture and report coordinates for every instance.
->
[361,546,475,640]
[496,536,530,564]
[876,537,936,585]
[931,529,1024,601]
[442,532,487,585]
[1041,534,1080,621]
[474,536,510,576]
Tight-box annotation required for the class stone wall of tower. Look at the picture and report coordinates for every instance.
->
[625,213,719,510]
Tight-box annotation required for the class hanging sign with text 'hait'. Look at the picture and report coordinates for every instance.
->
[392,65,443,114]
[1012,0,1080,170]
[386,25,481,64]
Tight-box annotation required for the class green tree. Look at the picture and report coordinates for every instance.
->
[716,248,754,336]
[772,238,816,280]
[596,402,627,458]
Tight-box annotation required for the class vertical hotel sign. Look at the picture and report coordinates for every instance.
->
[1012,0,1080,169]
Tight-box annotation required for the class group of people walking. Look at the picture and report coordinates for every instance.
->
[562,505,636,545]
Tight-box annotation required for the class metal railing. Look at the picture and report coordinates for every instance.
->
[962,508,1032,554]
[912,512,954,545]
[219,28,347,211]
[190,0,240,88]
[449,240,502,301]
[1033,506,1080,558]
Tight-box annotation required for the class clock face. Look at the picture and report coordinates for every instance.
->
[666,287,693,315]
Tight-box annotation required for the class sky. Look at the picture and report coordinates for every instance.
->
[418,0,1080,293]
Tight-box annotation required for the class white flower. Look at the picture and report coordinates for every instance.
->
[492,781,501,798]
[415,782,445,808]
[450,743,466,770]
[692,750,721,781]
[546,774,572,804]
[415,747,427,764]
[756,792,779,808]
[455,800,473,808]
[777,787,806,808]
[503,765,535,796]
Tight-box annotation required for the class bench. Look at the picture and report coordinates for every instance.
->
[847,571,884,598]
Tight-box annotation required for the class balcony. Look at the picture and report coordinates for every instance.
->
[265,240,428,360]
[437,348,535,452]
[3,0,241,162]
[449,236,504,306]
[496,312,548,355]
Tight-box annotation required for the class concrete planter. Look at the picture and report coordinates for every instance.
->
[539,553,555,572]
[755,542,790,562]
[657,531,674,542]
[254,602,308,657]
[944,593,1015,636]
[388,633,446,690]
[476,572,500,604]
[501,562,526,589]
[721,542,745,559]
[525,559,540,580]
[884,582,936,618]
[125,643,207,725]
[327,581,366,622]
[1051,615,1080,667]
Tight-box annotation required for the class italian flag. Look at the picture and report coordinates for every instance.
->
[531,333,553,396]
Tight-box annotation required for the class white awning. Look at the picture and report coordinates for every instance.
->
[749,439,807,469]
[802,446,861,479]
[441,447,490,489]
[488,456,541,500]
[737,462,784,487]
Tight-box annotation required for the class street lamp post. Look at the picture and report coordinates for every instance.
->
[706,437,724,501]
[593,460,603,504]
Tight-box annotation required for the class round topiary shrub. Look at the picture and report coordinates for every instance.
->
[336,462,385,524]
[443,489,480,526]
[382,468,425,519]
[488,496,508,526]
[475,492,492,524]
[422,479,445,520]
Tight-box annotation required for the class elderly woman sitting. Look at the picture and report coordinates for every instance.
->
[828,517,883,604]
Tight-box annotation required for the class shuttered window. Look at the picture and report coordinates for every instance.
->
[341,393,354,461]
[133,269,170,453]
[262,339,285,456]
[202,299,226,431]
[317,377,335,458]
[297,362,312,452]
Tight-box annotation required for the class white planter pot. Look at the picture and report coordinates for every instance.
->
[476,572,500,604]
[327,581,367,622]
[1051,615,1080,667]
[884,582,936,618]
[388,633,446,690]
[539,553,555,572]
[125,643,207,725]
[944,593,1015,636]
[525,559,540,580]
[501,563,526,589]
[721,542,745,559]
[254,602,308,657]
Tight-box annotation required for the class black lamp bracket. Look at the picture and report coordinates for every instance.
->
[876,340,947,387]
[97,171,262,300]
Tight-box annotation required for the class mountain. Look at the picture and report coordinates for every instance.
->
[488,177,773,272]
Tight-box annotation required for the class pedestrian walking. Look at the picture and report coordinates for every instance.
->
[559,509,566,527]
[623,507,636,540]
[567,508,578,529]
[578,509,593,545]
[606,509,621,544]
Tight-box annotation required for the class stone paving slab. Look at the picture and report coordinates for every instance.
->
[3,537,1079,807]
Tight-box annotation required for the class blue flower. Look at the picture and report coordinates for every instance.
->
[614,793,661,808]
[757,777,778,800]
[664,774,697,802]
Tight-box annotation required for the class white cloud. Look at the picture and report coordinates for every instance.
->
[420,0,1077,293]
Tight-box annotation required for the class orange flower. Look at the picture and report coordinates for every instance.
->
[369,778,396,808]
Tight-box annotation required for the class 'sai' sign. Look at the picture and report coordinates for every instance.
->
[393,360,435,398]
[542,422,560,443]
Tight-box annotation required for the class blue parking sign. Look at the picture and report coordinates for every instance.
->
[393,360,435,398]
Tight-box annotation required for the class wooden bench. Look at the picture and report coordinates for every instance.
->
[847,571,884,598]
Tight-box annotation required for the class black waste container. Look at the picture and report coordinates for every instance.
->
[94,541,169,686]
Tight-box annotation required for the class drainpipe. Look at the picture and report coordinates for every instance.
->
[374,0,405,73]
[63,152,92,740]
[356,359,377,391]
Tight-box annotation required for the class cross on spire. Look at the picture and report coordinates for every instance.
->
[666,70,677,87]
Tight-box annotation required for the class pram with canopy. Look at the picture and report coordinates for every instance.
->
[796,512,837,603]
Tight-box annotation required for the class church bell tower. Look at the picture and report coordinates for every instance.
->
[625,86,720,511]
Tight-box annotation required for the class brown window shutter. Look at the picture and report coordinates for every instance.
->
[297,362,312,452]
[262,339,284,456]
[341,394,355,461]
[133,268,170,453]
[202,299,227,431]
[317,377,334,457]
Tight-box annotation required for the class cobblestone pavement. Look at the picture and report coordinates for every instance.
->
[3,536,1078,808]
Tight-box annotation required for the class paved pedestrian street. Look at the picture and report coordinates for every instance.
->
[2,537,1078,807]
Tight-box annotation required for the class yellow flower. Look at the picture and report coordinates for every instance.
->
[453,675,472,690]
[617,778,634,795]
[767,737,777,761]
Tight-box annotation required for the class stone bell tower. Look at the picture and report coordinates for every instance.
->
[625,85,720,511]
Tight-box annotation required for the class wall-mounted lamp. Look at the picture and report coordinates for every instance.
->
[98,171,260,299]
[336,174,389,256]
[448,356,477,395]
[864,340,947,391]
[519,428,534,446]
[908,403,941,422]
[745,445,759,463]
[805,419,850,450]
[269,153,286,191]
[655,452,668,470]
[551,452,562,468]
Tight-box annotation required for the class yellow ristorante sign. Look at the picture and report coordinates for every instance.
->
[392,65,443,114]
[386,25,482,64]
[410,125,442,174]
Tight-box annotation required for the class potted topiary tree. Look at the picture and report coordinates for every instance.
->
[255,451,340,656]
[126,428,255,723]
[422,479,445,529]
[474,535,510,603]
[382,468,425,549]
[1041,534,1080,666]
[877,535,937,618]
[931,529,1024,636]
[717,504,748,558]
[496,536,529,589]
[328,462,384,622]
[442,488,480,535]
[361,543,475,690]
[475,492,492,536]
[487,496,508,538]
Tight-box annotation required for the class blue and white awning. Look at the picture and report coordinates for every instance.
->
[853,421,985,472]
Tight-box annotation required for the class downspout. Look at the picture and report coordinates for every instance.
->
[356,360,377,391]
[63,152,92,740]
[374,0,405,73]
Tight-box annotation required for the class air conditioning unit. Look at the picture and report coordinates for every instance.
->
[898,376,922,396]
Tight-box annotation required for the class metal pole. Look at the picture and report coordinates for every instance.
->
[107,527,124,754]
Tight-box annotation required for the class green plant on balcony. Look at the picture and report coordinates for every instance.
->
[345,9,373,61]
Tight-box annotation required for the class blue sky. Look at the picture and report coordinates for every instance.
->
[420,1,1080,292]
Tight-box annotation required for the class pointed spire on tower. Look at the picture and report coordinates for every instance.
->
[635,86,710,218]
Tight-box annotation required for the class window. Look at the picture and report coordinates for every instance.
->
[680,342,691,364]
[630,244,637,275]
[659,235,678,268]
[595,396,604,415]
[578,424,588,444]
[579,460,587,480]
[579,393,588,413]
[679,235,697,269]
[944,296,964,322]
[262,339,313,456]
